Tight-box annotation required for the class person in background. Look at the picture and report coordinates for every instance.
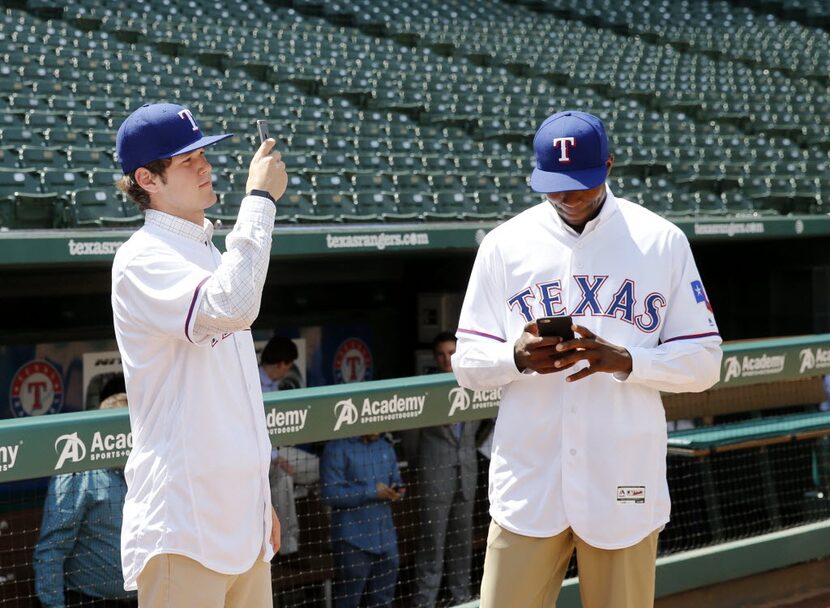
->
[259,335,320,557]
[320,433,404,608]
[33,374,138,608]
[259,336,299,393]
[408,332,479,607]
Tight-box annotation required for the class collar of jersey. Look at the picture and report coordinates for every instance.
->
[550,184,618,238]
[144,209,214,243]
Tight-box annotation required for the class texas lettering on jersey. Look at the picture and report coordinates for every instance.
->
[507,274,666,333]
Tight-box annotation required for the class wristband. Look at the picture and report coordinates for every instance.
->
[247,189,275,203]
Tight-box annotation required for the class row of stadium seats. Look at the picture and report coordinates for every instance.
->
[0,0,827,231]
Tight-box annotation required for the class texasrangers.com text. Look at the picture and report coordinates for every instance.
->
[326,232,429,250]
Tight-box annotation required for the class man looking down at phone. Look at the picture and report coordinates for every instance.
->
[111,103,287,607]
[453,110,722,608]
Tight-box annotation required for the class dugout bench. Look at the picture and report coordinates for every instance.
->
[665,377,830,545]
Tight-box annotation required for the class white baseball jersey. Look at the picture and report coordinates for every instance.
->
[452,189,722,549]
[112,198,276,590]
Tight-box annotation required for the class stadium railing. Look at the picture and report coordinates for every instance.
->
[1,334,830,606]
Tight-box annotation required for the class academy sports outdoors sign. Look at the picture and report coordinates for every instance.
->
[0,374,500,483]
[2,335,830,483]
[717,335,830,387]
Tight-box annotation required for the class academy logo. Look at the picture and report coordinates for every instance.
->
[0,442,20,473]
[334,398,360,431]
[448,387,502,417]
[799,347,830,374]
[54,430,133,470]
[55,433,86,470]
[266,407,309,436]
[10,360,64,417]
[333,394,426,431]
[333,338,374,384]
[723,353,786,383]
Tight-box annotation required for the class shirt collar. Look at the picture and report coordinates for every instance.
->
[259,366,280,392]
[549,184,619,238]
[144,209,214,243]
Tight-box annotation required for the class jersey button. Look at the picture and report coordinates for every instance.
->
[569,448,577,456]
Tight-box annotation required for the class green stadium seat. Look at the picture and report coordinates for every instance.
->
[20,147,67,168]
[69,147,112,168]
[432,191,476,218]
[429,174,465,192]
[46,128,82,147]
[390,192,432,220]
[311,174,349,193]
[352,154,393,175]
[316,192,357,220]
[352,173,395,193]
[457,157,487,175]
[395,174,430,192]
[1,126,42,146]
[12,192,60,229]
[0,168,40,202]
[41,169,86,198]
[355,192,396,217]
[67,189,136,228]
[87,168,122,188]
[318,152,358,173]
[279,191,315,220]
[474,191,507,218]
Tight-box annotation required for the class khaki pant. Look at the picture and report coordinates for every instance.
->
[480,522,659,608]
[137,552,272,608]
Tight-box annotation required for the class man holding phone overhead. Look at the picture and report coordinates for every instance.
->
[112,103,287,608]
[453,110,722,608]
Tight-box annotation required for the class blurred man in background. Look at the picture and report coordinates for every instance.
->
[34,375,137,608]
[409,332,478,607]
[320,433,404,608]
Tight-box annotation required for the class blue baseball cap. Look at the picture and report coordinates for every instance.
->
[530,110,609,193]
[116,103,233,174]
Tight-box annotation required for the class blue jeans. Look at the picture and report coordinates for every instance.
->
[332,541,399,608]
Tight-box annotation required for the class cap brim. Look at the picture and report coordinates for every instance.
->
[530,165,607,193]
[162,133,234,159]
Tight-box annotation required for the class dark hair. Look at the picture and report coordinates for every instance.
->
[261,336,298,365]
[99,373,126,403]
[115,157,172,212]
[432,331,457,352]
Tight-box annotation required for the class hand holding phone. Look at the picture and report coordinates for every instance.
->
[247,120,287,200]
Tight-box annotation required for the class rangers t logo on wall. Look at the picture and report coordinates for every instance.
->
[9,360,64,417]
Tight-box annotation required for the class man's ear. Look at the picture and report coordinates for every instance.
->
[606,154,615,177]
[135,167,161,193]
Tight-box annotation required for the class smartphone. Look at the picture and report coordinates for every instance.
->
[256,119,270,144]
[536,316,574,340]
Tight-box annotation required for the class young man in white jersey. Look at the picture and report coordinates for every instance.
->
[453,110,722,608]
[111,103,287,608]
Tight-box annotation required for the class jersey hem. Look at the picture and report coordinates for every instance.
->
[123,546,263,591]
[490,513,670,550]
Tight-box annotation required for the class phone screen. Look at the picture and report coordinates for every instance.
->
[256,120,270,144]
[536,316,574,340]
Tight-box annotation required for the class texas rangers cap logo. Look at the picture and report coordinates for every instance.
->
[530,110,609,194]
